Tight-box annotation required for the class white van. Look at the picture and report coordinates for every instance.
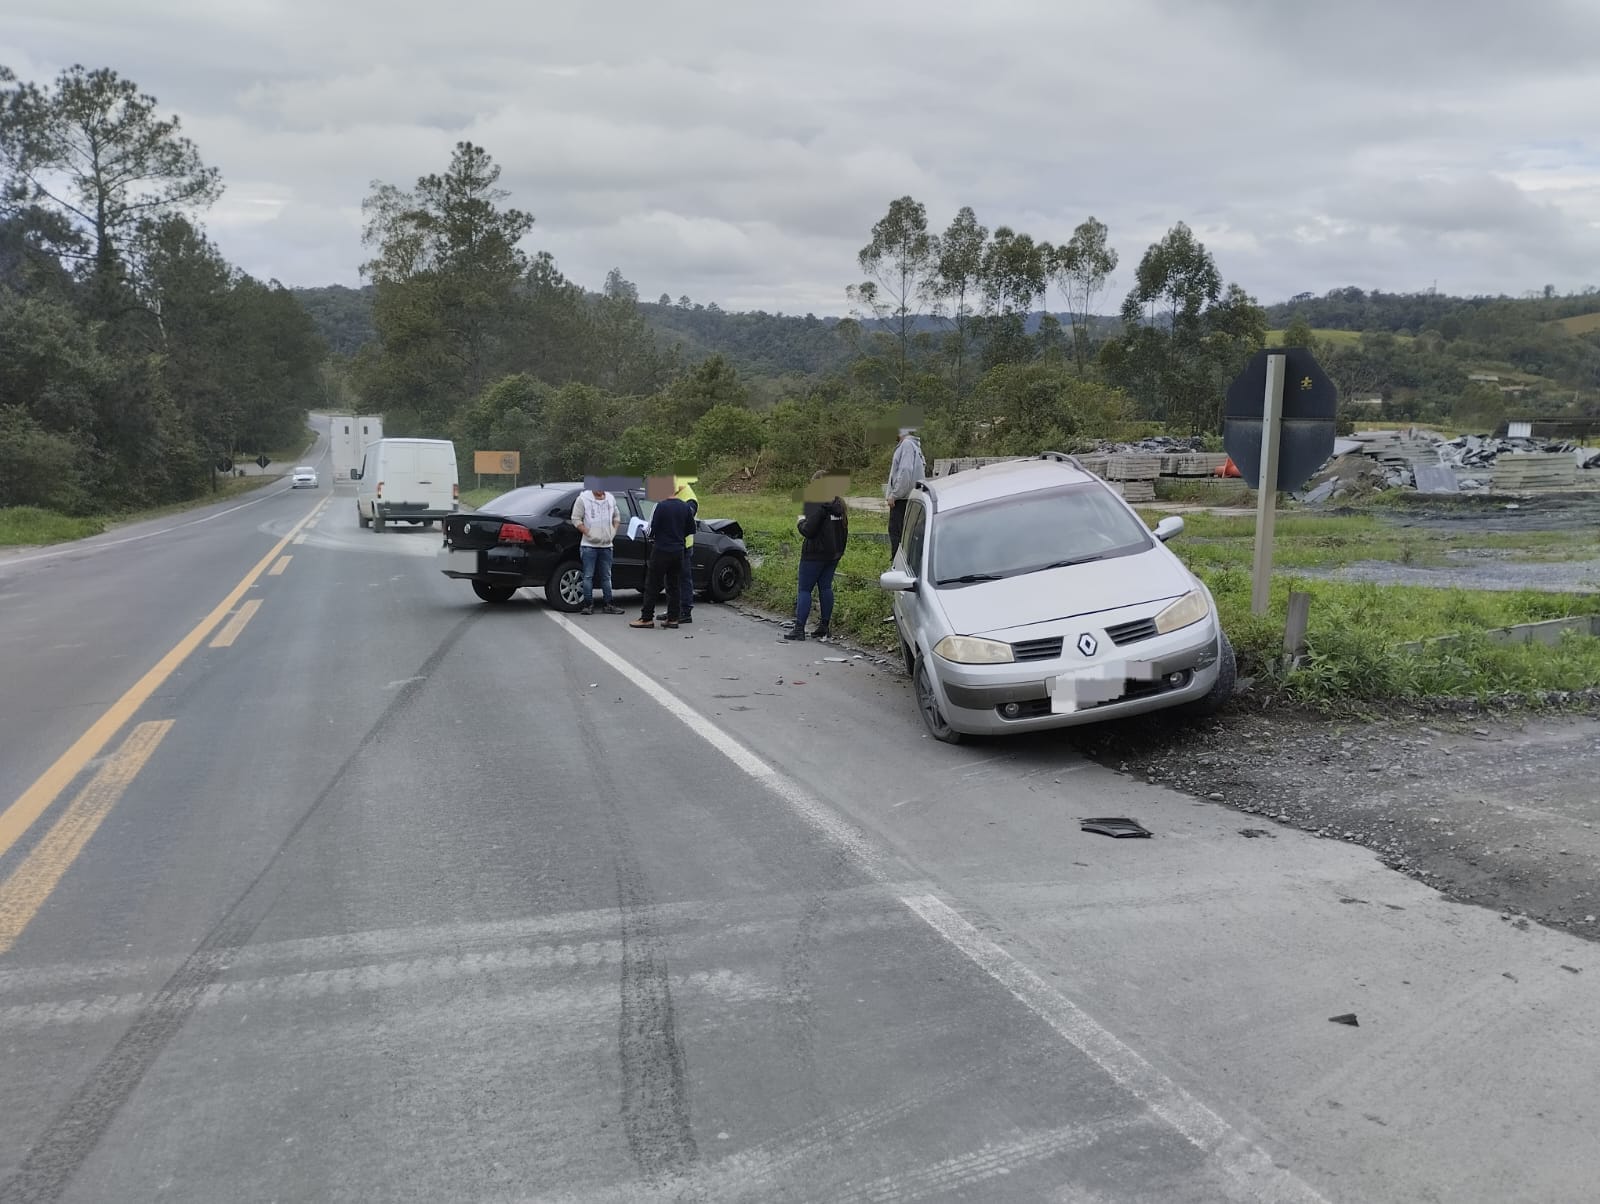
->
[352,438,459,531]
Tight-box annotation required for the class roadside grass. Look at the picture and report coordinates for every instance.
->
[1153,479,1255,506]
[262,425,319,467]
[1149,510,1600,571]
[711,489,1600,707]
[0,507,106,546]
[1203,567,1600,705]
[0,474,289,549]
[106,473,282,528]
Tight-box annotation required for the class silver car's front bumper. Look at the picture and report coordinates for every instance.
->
[928,621,1222,734]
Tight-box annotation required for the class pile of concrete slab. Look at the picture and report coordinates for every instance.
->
[1300,429,1600,499]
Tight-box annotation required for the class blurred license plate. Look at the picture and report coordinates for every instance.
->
[440,546,478,570]
[1050,664,1126,714]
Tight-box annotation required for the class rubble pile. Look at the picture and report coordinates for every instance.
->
[1300,429,1600,501]
[1088,435,1210,456]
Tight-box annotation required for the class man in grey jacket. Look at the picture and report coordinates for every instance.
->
[885,427,924,558]
[571,483,624,615]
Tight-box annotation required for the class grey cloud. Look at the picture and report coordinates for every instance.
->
[5,0,1600,310]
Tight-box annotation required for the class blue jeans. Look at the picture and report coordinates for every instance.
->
[795,559,838,628]
[580,545,613,606]
[680,546,695,615]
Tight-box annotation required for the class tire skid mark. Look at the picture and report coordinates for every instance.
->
[570,690,699,1189]
[615,859,700,1185]
[0,610,485,1204]
[776,892,829,1126]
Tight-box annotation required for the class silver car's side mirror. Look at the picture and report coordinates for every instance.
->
[879,569,917,592]
[1153,516,1185,542]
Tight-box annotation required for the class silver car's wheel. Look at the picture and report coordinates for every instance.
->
[913,656,964,744]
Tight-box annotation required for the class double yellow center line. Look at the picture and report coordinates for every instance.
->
[0,497,327,954]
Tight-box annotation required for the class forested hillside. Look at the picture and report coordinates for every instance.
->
[1,64,326,514]
[12,59,1600,526]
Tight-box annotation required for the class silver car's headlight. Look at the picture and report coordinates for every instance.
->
[1154,590,1210,634]
[934,635,1015,664]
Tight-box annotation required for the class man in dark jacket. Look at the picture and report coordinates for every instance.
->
[784,479,848,642]
[630,483,695,629]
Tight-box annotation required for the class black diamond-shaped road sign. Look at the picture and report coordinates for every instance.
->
[1223,348,1337,493]
[255,453,271,470]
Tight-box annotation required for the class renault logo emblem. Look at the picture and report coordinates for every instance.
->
[1076,633,1098,657]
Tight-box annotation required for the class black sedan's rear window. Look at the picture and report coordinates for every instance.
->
[479,486,576,515]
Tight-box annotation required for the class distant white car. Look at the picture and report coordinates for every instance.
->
[291,466,319,489]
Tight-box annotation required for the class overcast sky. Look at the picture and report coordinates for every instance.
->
[6,0,1600,315]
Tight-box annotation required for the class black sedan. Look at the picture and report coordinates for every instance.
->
[438,482,752,610]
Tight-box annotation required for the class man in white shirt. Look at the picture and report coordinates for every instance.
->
[571,483,624,615]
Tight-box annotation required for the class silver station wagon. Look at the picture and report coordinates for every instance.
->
[880,453,1235,742]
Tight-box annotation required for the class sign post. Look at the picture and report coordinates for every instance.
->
[1223,346,1338,618]
[1251,352,1287,615]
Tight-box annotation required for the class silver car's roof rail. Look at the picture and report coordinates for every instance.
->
[1037,450,1087,470]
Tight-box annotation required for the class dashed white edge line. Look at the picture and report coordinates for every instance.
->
[547,610,1329,1203]
[900,893,1329,1204]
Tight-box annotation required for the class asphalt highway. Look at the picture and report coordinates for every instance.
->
[0,416,1595,1203]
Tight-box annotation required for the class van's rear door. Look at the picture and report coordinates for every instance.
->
[415,442,458,512]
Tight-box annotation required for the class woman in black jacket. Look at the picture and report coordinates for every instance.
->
[784,485,848,642]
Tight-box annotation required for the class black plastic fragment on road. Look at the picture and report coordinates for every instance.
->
[1329,1013,1360,1027]
[1238,828,1275,839]
[1081,817,1152,839]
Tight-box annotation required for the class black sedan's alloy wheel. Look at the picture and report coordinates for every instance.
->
[544,561,586,612]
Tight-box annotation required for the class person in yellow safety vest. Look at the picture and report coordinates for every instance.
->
[674,476,698,623]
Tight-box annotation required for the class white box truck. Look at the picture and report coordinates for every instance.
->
[329,414,383,481]
[352,438,459,531]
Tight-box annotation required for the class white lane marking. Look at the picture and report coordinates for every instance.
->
[0,962,775,1032]
[549,612,1328,1204]
[0,881,919,999]
[829,1118,1145,1204]
[549,611,893,879]
[0,438,333,569]
[900,894,1329,1204]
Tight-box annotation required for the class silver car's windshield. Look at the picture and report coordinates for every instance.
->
[931,484,1153,585]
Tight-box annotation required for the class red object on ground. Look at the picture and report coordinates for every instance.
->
[1216,458,1242,478]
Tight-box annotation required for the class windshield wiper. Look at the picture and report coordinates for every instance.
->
[1038,554,1105,570]
[935,573,1006,585]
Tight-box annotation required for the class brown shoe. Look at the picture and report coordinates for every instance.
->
[629,618,655,629]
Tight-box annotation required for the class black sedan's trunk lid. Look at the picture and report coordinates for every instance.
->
[443,512,522,550]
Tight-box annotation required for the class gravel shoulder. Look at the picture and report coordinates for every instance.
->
[1072,705,1600,941]
[1300,555,1600,592]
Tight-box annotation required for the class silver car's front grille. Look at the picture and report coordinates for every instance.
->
[1010,637,1064,662]
[1106,617,1159,646]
